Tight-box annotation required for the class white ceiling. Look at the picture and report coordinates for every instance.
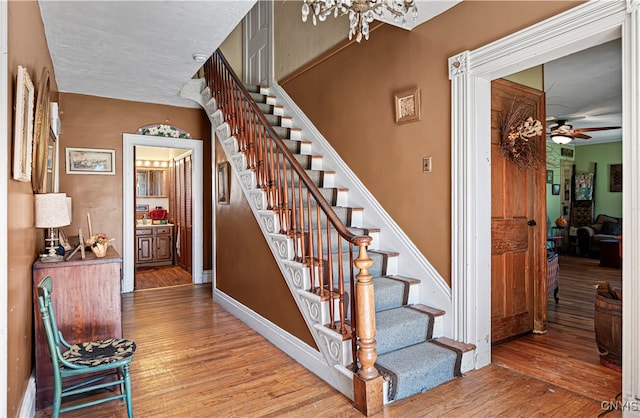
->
[544,38,622,146]
[39,1,622,148]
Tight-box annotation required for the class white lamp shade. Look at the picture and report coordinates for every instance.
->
[551,134,573,145]
[35,193,72,228]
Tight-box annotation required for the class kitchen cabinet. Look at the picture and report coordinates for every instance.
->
[32,247,123,409]
[135,224,174,267]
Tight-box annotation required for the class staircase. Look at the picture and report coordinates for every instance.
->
[183,51,475,413]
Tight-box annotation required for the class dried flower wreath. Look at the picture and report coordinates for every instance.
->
[500,100,544,169]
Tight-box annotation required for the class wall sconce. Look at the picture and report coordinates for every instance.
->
[35,193,72,262]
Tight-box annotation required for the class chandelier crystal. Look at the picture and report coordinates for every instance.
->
[302,0,418,42]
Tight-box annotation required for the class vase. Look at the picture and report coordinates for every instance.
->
[92,243,108,258]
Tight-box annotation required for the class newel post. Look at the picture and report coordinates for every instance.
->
[353,242,383,416]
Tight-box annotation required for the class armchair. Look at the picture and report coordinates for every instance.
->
[577,214,622,257]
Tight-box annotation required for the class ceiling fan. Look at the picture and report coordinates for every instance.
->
[547,119,620,144]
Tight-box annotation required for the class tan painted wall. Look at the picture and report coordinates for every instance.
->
[6,1,58,415]
[219,21,243,78]
[274,1,348,80]
[214,141,315,347]
[280,1,582,284]
[57,93,212,270]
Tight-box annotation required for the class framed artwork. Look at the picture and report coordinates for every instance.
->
[560,147,574,158]
[394,87,421,124]
[66,147,116,175]
[12,65,35,183]
[136,204,150,212]
[609,164,622,192]
[217,161,230,205]
[546,170,553,184]
[552,184,561,195]
[32,67,51,193]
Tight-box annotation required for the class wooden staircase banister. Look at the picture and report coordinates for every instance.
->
[205,49,382,415]
[208,51,370,248]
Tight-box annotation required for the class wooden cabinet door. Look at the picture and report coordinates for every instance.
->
[491,79,547,343]
[156,235,173,261]
[137,236,154,262]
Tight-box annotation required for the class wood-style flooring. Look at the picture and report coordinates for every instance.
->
[134,265,192,290]
[36,255,622,417]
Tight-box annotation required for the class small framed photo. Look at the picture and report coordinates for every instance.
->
[546,170,553,184]
[394,87,421,124]
[552,184,561,195]
[217,161,230,205]
[609,163,622,192]
[66,147,116,175]
[560,147,574,158]
[136,204,149,212]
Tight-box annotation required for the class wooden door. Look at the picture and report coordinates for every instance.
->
[491,78,547,343]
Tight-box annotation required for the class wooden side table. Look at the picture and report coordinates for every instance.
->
[599,239,621,268]
[32,246,123,409]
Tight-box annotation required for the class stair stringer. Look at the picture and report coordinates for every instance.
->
[270,81,454,337]
[197,87,358,400]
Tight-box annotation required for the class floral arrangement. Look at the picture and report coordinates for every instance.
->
[137,124,191,139]
[87,233,114,257]
[500,101,544,169]
[87,232,113,247]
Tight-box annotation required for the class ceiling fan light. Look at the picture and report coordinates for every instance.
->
[551,134,573,145]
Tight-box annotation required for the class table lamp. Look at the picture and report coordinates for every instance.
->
[35,193,72,262]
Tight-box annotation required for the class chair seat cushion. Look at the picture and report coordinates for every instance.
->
[63,338,136,366]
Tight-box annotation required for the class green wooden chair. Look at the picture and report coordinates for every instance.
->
[36,276,136,417]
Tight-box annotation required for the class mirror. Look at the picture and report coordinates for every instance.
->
[136,168,166,197]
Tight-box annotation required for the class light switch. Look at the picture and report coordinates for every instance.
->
[423,156,432,173]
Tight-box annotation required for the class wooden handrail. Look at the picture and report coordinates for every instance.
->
[205,50,380,411]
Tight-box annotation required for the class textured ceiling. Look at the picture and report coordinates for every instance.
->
[39,0,256,108]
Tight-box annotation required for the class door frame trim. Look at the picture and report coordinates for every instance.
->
[449,0,639,401]
[122,134,204,293]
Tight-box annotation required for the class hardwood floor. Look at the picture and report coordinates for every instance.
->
[35,256,622,417]
[134,265,192,290]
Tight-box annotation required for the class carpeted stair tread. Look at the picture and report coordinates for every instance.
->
[375,307,432,355]
[376,341,459,401]
[372,277,407,312]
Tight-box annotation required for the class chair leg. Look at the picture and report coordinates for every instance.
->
[122,364,134,418]
[52,372,62,418]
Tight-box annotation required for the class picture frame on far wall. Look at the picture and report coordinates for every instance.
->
[66,147,116,175]
[560,147,574,158]
[552,184,561,195]
[12,65,35,183]
[546,170,553,184]
[394,87,421,124]
[610,163,622,192]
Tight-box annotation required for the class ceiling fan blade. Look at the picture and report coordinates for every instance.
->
[573,126,621,133]
[572,133,592,139]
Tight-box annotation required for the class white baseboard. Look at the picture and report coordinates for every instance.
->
[213,289,353,399]
[201,269,212,284]
[18,374,35,418]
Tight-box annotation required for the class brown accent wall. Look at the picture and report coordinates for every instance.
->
[6,2,58,416]
[214,141,315,347]
[57,93,212,271]
[280,1,582,285]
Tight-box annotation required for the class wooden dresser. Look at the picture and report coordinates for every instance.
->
[32,246,123,409]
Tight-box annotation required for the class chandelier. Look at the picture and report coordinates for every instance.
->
[302,0,418,43]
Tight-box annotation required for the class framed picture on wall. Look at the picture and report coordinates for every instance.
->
[66,147,116,175]
[546,170,553,184]
[12,65,35,183]
[216,162,230,205]
[394,87,421,124]
[610,164,622,192]
[552,184,561,195]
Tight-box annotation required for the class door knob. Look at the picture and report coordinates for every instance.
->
[527,219,537,226]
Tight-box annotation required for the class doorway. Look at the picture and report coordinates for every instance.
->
[449,0,638,400]
[134,145,192,290]
[122,133,204,293]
